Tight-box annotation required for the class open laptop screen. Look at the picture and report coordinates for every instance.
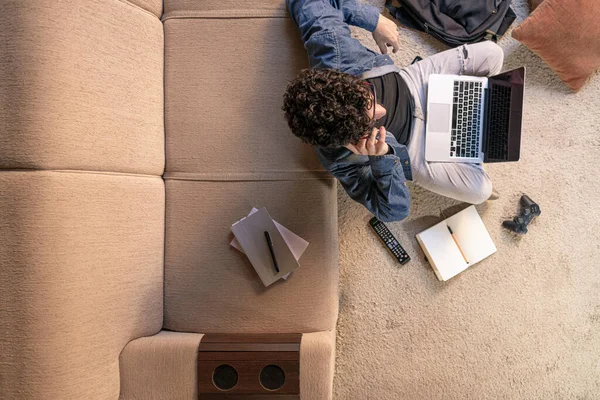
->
[484,67,525,163]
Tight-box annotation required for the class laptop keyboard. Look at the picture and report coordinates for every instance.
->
[486,84,512,160]
[451,81,482,158]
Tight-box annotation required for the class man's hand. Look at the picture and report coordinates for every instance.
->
[373,15,400,54]
[346,127,389,156]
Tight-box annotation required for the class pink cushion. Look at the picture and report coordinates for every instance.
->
[512,0,600,91]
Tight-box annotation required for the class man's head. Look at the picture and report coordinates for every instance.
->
[282,69,386,148]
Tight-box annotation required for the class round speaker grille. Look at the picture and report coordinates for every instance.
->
[212,364,238,391]
[259,364,285,390]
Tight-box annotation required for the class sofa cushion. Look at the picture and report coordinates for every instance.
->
[163,177,338,333]
[128,0,163,17]
[0,0,164,175]
[163,12,324,175]
[164,0,286,16]
[529,0,545,10]
[512,0,600,91]
[0,171,164,399]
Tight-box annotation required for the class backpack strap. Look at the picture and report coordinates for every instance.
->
[497,7,517,37]
[385,0,424,32]
[484,30,498,42]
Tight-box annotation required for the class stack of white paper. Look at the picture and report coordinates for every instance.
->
[231,208,309,282]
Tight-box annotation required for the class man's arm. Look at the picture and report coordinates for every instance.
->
[287,0,401,67]
[337,0,402,54]
[320,141,412,222]
[288,0,379,33]
[332,0,381,32]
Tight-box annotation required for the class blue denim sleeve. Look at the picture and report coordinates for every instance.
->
[332,0,380,32]
[321,141,412,222]
[288,0,380,34]
[287,0,381,74]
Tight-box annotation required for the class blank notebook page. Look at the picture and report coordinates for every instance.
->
[446,206,497,266]
[417,206,496,281]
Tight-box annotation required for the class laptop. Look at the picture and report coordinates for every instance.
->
[425,67,525,163]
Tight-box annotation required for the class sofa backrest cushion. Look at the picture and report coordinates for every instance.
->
[0,0,164,175]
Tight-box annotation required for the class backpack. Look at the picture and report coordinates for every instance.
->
[385,0,517,47]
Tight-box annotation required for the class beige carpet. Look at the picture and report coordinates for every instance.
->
[334,1,600,399]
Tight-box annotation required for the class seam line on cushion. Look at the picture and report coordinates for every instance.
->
[0,169,163,180]
[163,171,333,181]
[114,0,160,20]
[162,1,167,326]
[162,9,289,22]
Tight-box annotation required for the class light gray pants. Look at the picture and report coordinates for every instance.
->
[398,41,504,204]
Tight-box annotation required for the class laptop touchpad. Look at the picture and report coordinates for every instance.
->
[428,103,451,132]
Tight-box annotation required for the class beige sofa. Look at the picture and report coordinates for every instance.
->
[0,0,339,398]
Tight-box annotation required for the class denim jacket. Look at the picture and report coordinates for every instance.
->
[287,0,413,222]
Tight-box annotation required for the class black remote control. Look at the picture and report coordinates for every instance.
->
[369,217,410,265]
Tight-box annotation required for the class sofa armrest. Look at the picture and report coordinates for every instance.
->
[120,331,204,400]
[119,330,335,400]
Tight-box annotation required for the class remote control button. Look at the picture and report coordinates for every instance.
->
[370,220,409,265]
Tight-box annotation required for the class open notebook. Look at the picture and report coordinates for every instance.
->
[416,206,497,281]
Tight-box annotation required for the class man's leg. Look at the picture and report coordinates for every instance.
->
[403,41,504,110]
[400,41,504,204]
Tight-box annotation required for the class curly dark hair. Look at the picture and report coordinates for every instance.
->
[282,68,374,147]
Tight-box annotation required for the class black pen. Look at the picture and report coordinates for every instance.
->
[447,225,469,264]
[264,231,280,273]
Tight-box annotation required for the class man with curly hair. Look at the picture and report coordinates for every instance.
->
[283,0,503,222]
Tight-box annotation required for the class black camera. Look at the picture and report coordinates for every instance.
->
[502,195,541,234]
